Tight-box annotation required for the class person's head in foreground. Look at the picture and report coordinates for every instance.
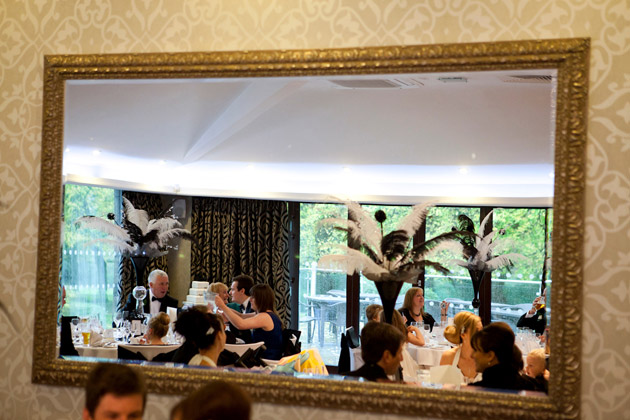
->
[174,307,226,365]
[170,380,251,420]
[83,362,147,420]
[525,348,547,378]
[365,304,382,322]
[443,311,482,346]
[361,321,406,376]
[470,322,520,373]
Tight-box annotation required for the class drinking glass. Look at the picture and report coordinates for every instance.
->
[71,318,80,343]
[113,311,124,329]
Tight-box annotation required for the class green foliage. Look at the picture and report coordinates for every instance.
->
[300,203,552,307]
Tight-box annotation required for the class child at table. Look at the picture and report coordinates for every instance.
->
[140,312,170,345]
[524,348,549,393]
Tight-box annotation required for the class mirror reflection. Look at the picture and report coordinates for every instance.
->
[58,68,555,395]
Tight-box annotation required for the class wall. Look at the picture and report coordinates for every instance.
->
[1,1,628,419]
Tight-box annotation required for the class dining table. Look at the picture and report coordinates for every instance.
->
[74,342,181,361]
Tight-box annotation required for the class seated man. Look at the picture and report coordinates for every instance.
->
[516,293,547,335]
[83,362,147,420]
[346,321,405,382]
[226,274,255,343]
[124,269,178,316]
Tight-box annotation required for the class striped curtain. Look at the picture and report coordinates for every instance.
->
[115,191,169,312]
[190,197,291,326]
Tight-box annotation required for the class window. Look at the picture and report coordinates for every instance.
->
[61,184,119,326]
[423,207,480,320]
[299,203,347,365]
[491,208,552,330]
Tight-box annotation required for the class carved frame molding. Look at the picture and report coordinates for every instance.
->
[34,38,589,419]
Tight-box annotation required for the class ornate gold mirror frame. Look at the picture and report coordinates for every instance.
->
[34,38,588,419]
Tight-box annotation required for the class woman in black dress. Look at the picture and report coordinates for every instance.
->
[398,287,435,331]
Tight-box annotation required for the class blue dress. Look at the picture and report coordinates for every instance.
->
[252,312,283,360]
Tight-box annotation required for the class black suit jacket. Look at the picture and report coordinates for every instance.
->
[123,293,178,315]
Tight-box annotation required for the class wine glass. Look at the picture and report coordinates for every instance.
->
[113,311,124,329]
[71,317,80,343]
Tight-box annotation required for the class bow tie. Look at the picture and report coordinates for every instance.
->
[152,296,163,302]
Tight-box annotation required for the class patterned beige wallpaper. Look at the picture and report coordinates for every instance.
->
[0,1,628,419]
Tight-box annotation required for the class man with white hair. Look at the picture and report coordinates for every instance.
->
[124,269,178,315]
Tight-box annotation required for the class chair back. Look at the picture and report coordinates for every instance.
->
[282,328,302,357]
[224,341,265,357]
[117,346,147,361]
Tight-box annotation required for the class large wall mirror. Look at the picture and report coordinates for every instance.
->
[34,39,588,419]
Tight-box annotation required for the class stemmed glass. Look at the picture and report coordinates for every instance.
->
[121,320,131,343]
[71,318,80,344]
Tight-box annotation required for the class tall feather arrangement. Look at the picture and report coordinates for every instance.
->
[318,201,468,323]
[450,211,526,308]
[318,201,471,281]
[75,197,194,258]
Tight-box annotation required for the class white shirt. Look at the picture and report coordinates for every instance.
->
[149,290,160,315]
[241,297,251,313]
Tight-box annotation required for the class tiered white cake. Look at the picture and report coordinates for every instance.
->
[183,281,209,308]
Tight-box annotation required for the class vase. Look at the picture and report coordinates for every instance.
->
[469,269,484,309]
[375,280,404,324]
[130,256,150,287]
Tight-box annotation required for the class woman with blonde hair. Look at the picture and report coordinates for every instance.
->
[141,312,170,345]
[208,282,240,310]
[439,311,483,383]
[398,287,435,331]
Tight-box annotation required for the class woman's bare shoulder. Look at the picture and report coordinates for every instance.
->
[440,347,457,364]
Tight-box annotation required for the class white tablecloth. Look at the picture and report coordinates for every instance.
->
[74,343,181,360]
[406,344,450,367]
[75,344,117,359]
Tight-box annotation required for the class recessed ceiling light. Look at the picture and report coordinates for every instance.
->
[471,153,476,160]
[92,149,101,156]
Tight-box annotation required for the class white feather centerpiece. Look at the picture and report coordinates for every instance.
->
[318,201,467,324]
[75,197,194,287]
[449,211,526,309]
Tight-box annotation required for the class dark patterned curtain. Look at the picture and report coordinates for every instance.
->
[115,191,169,312]
[191,197,290,326]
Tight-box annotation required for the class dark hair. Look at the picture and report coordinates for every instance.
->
[149,312,170,339]
[170,380,251,420]
[174,308,224,351]
[360,321,405,364]
[84,363,146,416]
[250,283,275,313]
[233,274,254,296]
[471,322,521,369]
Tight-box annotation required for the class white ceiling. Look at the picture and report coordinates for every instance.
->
[63,69,556,206]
